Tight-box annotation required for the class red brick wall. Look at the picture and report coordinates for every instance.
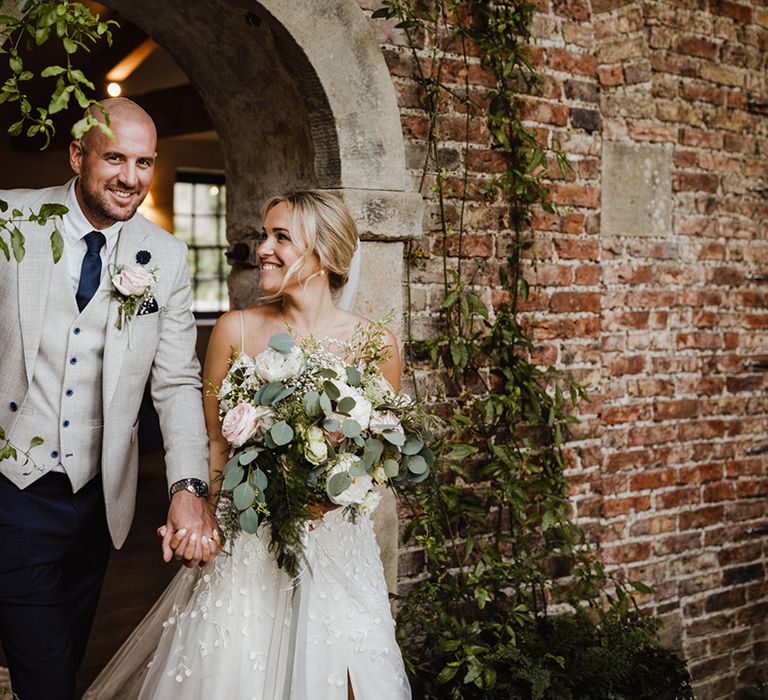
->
[364,0,767,696]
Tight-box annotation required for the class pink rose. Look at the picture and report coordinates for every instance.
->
[112,265,154,296]
[221,403,274,447]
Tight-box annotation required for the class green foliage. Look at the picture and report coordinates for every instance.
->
[0,1,116,263]
[0,2,114,465]
[373,1,692,696]
[0,0,116,147]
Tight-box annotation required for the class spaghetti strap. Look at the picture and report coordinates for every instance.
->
[238,310,245,353]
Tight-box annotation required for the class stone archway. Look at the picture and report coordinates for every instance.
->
[103,0,422,591]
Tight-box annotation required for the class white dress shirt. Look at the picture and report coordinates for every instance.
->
[62,180,124,294]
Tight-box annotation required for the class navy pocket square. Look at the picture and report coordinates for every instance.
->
[137,297,159,315]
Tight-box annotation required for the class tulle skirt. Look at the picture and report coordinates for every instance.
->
[85,509,411,699]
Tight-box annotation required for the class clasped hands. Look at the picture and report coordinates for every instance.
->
[157,490,221,568]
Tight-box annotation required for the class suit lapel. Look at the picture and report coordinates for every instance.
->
[102,217,150,408]
[18,184,69,384]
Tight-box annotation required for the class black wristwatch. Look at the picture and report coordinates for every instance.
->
[169,478,209,500]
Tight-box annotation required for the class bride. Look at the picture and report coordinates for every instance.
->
[85,190,411,699]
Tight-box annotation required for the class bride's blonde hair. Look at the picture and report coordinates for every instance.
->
[260,190,359,301]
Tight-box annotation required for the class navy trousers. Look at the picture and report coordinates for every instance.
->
[0,472,111,700]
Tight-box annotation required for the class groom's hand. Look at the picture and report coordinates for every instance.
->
[161,491,220,567]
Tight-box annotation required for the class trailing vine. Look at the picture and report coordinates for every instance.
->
[0,0,116,263]
[0,1,115,475]
[373,2,692,697]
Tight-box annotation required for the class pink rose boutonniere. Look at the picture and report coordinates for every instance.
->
[110,263,158,330]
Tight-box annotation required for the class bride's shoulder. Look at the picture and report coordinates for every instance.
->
[336,310,398,350]
[212,304,281,342]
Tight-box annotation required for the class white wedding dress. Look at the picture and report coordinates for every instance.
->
[87,253,410,698]
[85,507,411,699]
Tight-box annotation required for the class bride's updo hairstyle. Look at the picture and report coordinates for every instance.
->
[260,189,359,300]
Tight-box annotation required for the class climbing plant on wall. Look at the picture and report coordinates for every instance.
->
[372,1,693,697]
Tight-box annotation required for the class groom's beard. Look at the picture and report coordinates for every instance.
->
[80,180,148,226]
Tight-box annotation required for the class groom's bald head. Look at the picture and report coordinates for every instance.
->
[69,98,158,229]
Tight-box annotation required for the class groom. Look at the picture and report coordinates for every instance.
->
[0,98,218,699]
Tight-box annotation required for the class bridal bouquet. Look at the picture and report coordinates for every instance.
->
[215,325,434,577]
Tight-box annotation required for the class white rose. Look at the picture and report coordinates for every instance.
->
[329,380,372,429]
[253,346,304,383]
[303,425,328,465]
[369,410,404,436]
[112,265,153,296]
[358,490,382,516]
[221,403,274,447]
[327,454,373,507]
[363,374,396,405]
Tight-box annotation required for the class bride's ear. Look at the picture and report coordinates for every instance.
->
[335,245,361,311]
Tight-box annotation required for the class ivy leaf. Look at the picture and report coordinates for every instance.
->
[10,226,24,262]
[0,235,10,261]
[40,65,66,78]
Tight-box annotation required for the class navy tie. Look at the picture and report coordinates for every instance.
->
[75,231,106,311]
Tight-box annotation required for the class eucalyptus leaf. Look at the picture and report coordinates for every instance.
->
[382,430,406,446]
[259,382,285,406]
[250,467,268,493]
[323,380,340,401]
[323,418,340,432]
[222,464,245,491]
[382,459,400,478]
[345,366,361,386]
[319,392,333,415]
[407,454,428,475]
[303,391,322,416]
[327,471,351,498]
[238,447,262,465]
[336,396,356,415]
[267,332,295,354]
[364,437,384,463]
[270,421,294,446]
[232,481,256,510]
[348,459,368,477]
[342,418,361,438]
[401,436,424,455]
[239,507,259,533]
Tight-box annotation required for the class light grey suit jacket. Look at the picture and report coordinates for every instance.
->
[0,181,209,547]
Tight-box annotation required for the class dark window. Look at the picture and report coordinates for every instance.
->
[173,171,228,317]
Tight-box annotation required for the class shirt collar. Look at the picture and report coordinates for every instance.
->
[64,179,125,245]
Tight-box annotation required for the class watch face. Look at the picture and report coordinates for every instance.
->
[189,479,208,496]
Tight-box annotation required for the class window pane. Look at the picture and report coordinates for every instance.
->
[173,174,228,315]
[173,182,192,215]
[194,215,221,246]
